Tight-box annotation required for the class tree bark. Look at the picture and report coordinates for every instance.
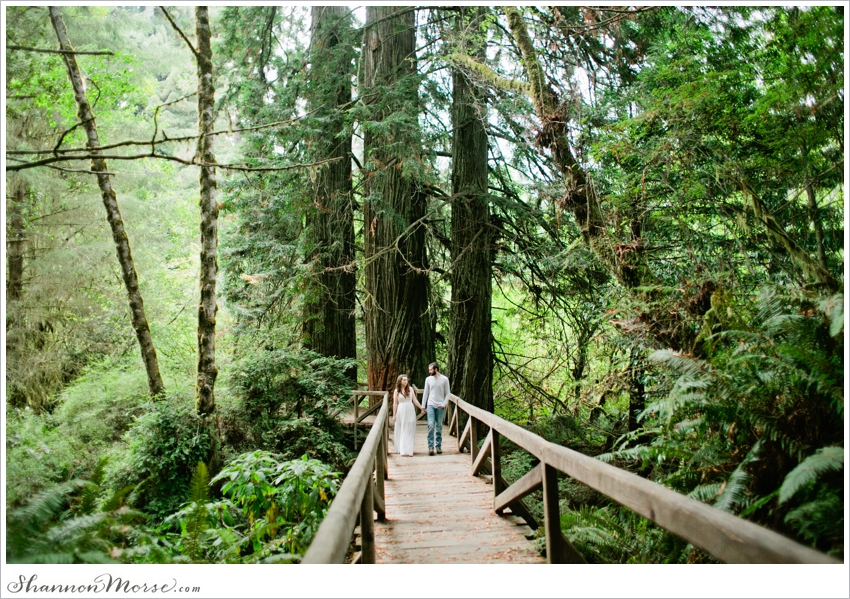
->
[194,6,218,416]
[447,7,493,416]
[362,6,434,391]
[303,6,357,383]
[6,177,26,302]
[49,7,164,397]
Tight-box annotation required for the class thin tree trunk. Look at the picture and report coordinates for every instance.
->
[6,177,26,302]
[194,6,218,416]
[49,7,164,396]
[805,182,828,271]
[303,6,357,383]
[447,7,493,416]
[362,6,434,391]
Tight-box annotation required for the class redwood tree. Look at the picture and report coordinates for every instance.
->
[362,6,434,390]
[303,6,357,382]
[447,7,493,414]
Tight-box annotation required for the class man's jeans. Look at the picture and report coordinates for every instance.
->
[426,405,445,450]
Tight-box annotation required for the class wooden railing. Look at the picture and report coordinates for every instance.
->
[302,391,389,564]
[349,390,386,450]
[444,394,839,564]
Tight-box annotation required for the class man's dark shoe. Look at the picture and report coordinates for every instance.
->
[436,447,442,454]
[429,449,435,456]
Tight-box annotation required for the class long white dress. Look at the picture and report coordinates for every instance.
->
[394,388,417,455]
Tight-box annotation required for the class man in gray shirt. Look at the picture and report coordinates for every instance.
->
[422,362,450,455]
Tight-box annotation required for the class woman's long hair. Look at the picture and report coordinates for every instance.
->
[395,374,410,397]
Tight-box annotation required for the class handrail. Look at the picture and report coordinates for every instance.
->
[447,394,838,564]
[302,391,389,564]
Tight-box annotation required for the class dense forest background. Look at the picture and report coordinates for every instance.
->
[4,5,845,566]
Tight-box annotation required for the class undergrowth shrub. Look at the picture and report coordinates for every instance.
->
[597,287,844,556]
[220,347,355,472]
[104,394,214,520]
[6,459,150,564]
[5,357,149,508]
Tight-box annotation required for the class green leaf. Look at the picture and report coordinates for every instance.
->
[779,446,844,504]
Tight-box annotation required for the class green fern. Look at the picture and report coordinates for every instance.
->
[713,441,761,514]
[7,475,148,564]
[779,447,844,504]
[184,462,211,562]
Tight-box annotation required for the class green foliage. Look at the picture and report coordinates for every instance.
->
[103,394,214,519]
[212,452,339,557]
[560,505,712,564]
[602,287,843,553]
[5,357,150,508]
[779,447,844,505]
[222,346,354,470]
[231,347,354,419]
[6,472,148,564]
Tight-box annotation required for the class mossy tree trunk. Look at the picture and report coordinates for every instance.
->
[362,6,434,390]
[49,7,164,397]
[303,6,357,383]
[194,6,218,416]
[447,7,493,416]
[6,177,26,303]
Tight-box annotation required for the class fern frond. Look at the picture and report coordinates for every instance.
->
[779,446,844,504]
[714,441,761,514]
[11,479,94,529]
[688,483,723,502]
[650,349,711,380]
[188,462,210,505]
[45,513,110,544]
[101,484,137,513]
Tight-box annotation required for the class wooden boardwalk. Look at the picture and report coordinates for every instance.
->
[373,420,544,564]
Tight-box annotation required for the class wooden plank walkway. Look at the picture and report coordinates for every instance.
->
[373,420,544,564]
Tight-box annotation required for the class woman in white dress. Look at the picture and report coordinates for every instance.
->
[392,374,423,457]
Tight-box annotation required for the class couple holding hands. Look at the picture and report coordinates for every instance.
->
[391,362,450,457]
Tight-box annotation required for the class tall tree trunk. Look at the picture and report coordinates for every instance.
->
[6,177,26,302]
[447,7,493,416]
[303,6,357,383]
[362,6,434,391]
[805,182,828,271]
[49,7,164,396]
[194,6,218,416]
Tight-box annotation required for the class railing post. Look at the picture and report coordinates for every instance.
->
[382,396,389,479]
[353,394,359,451]
[470,416,479,462]
[542,463,567,564]
[492,428,503,513]
[375,443,385,521]
[360,470,375,563]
